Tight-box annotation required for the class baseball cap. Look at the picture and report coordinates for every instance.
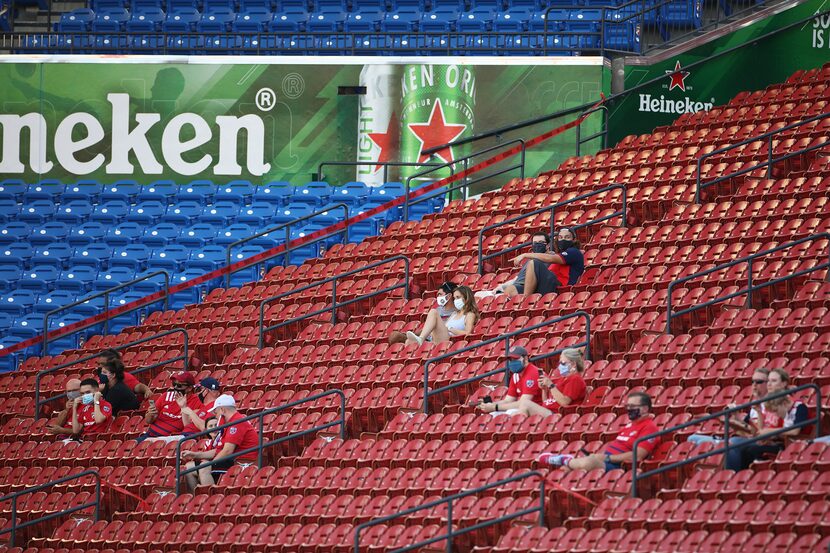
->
[440,282,458,294]
[507,346,528,359]
[171,371,196,385]
[208,394,236,412]
[200,377,221,391]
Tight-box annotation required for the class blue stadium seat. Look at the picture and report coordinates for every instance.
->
[106,292,145,333]
[198,10,234,30]
[228,245,266,286]
[204,33,243,51]
[457,7,493,30]
[270,9,309,30]
[306,9,346,31]
[57,9,95,31]
[170,268,208,308]
[177,181,216,204]
[381,9,420,31]
[111,244,150,271]
[0,180,27,202]
[132,33,168,52]
[100,182,140,203]
[138,181,180,204]
[367,181,404,203]
[31,243,73,269]
[493,9,527,31]
[92,8,130,30]
[22,181,66,203]
[0,266,21,293]
[104,222,145,246]
[70,244,113,270]
[17,200,54,224]
[91,201,130,225]
[273,203,314,225]
[238,202,278,226]
[167,0,198,12]
[163,9,200,31]
[215,181,256,205]
[161,201,203,225]
[142,223,181,247]
[54,201,93,225]
[214,223,256,246]
[310,202,349,227]
[1,242,32,269]
[179,223,219,248]
[0,290,36,317]
[189,245,226,271]
[19,266,60,293]
[344,9,383,32]
[30,222,69,246]
[34,290,77,314]
[528,9,565,31]
[0,222,31,245]
[93,266,137,292]
[10,314,44,341]
[253,184,293,206]
[293,182,332,206]
[63,181,103,203]
[92,0,127,11]
[201,201,239,225]
[420,10,457,31]
[147,245,190,272]
[127,201,166,225]
[332,182,369,207]
[241,0,274,10]
[67,222,107,247]
[233,9,272,31]
[126,9,165,31]
[48,313,87,354]
[663,0,702,28]
[0,337,19,372]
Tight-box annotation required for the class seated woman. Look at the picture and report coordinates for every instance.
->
[99,358,141,416]
[514,348,587,416]
[496,228,585,297]
[389,282,458,344]
[405,285,480,345]
[181,416,220,492]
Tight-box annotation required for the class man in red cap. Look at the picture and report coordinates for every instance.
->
[138,371,205,442]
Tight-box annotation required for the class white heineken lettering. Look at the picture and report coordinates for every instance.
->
[0,92,271,177]
[401,65,435,96]
[638,93,713,114]
[0,112,52,173]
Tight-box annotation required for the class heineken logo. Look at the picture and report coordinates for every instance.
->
[0,92,271,177]
[665,61,690,92]
[637,60,714,115]
[407,101,467,164]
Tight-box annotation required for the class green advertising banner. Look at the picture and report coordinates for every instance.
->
[0,58,610,187]
[608,0,830,145]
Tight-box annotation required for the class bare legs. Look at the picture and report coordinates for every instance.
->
[565,454,606,471]
[406,308,452,344]
[504,260,538,298]
[184,461,216,492]
[514,396,553,417]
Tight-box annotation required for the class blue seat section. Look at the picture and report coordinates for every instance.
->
[0,179,422,366]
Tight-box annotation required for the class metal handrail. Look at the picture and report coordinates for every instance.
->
[174,388,346,495]
[258,255,410,348]
[42,270,170,356]
[316,161,447,184]
[477,183,627,274]
[224,203,350,287]
[353,470,546,553]
[631,384,822,497]
[575,105,609,157]
[423,311,591,414]
[34,328,189,420]
[403,139,526,222]
[666,233,830,334]
[0,469,101,547]
[695,111,830,203]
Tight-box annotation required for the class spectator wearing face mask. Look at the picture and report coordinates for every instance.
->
[538,392,659,471]
[472,346,544,415]
[180,416,221,492]
[71,378,114,437]
[47,378,82,436]
[177,377,222,433]
[389,282,459,344]
[98,349,153,400]
[494,229,585,297]
[98,358,141,416]
[513,348,587,416]
[137,371,205,443]
[405,285,480,346]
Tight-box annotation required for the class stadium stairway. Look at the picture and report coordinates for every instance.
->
[0,62,828,552]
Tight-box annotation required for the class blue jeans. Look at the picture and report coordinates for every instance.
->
[724,436,783,471]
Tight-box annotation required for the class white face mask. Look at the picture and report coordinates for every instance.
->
[453,298,465,311]
[436,294,448,307]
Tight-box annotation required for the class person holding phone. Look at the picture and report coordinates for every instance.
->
[137,371,205,443]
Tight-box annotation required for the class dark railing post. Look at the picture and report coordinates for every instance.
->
[746,257,754,309]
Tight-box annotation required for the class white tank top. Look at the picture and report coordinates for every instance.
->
[446,312,467,333]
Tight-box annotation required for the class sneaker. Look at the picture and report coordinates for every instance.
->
[406,331,423,345]
[537,453,573,467]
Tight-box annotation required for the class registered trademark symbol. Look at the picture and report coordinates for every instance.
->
[282,73,305,99]
[255,88,276,111]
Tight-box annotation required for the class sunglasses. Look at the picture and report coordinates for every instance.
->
[751,379,767,385]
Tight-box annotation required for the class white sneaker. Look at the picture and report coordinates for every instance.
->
[406,331,423,345]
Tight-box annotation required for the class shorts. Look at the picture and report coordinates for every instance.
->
[210,457,235,483]
[604,461,622,471]
[515,260,561,295]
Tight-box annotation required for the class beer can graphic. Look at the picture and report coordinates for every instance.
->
[399,64,476,184]
[356,63,401,187]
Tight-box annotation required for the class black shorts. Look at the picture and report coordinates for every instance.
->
[210,458,235,483]
[516,259,561,295]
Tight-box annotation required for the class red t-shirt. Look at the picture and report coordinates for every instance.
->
[76,399,113,435]
[148,391,205,437]
[181,401,211,435]
[123,372,140,391]
[543,373,586,409]
[215,412,259,461]
[604,416,659,456]
[506,363,543,404]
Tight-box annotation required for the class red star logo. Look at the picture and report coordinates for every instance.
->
[666,61,690,92]
[407,100,467,164]
[367,111,400,174]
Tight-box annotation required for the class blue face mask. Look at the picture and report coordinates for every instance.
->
[557,362,571,377]
[81,393,94,405]
[507,359,524,374]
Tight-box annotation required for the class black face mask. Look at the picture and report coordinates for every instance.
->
[99,374,109,386]
[627,408,642,421]
[531,242,548,254]
[172,386,188,394]
[558,240,576,252]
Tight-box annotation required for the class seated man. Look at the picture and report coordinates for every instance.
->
[473,346,544,415]
[688,368,769,446]
[538,392,659,471]
[47,378,81,436]
[514,348,587,416]
[495,228,585,297]
[138,371,204,443]
[389,282,458,344]
[71,378,114,438]
[98,349,152,400]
